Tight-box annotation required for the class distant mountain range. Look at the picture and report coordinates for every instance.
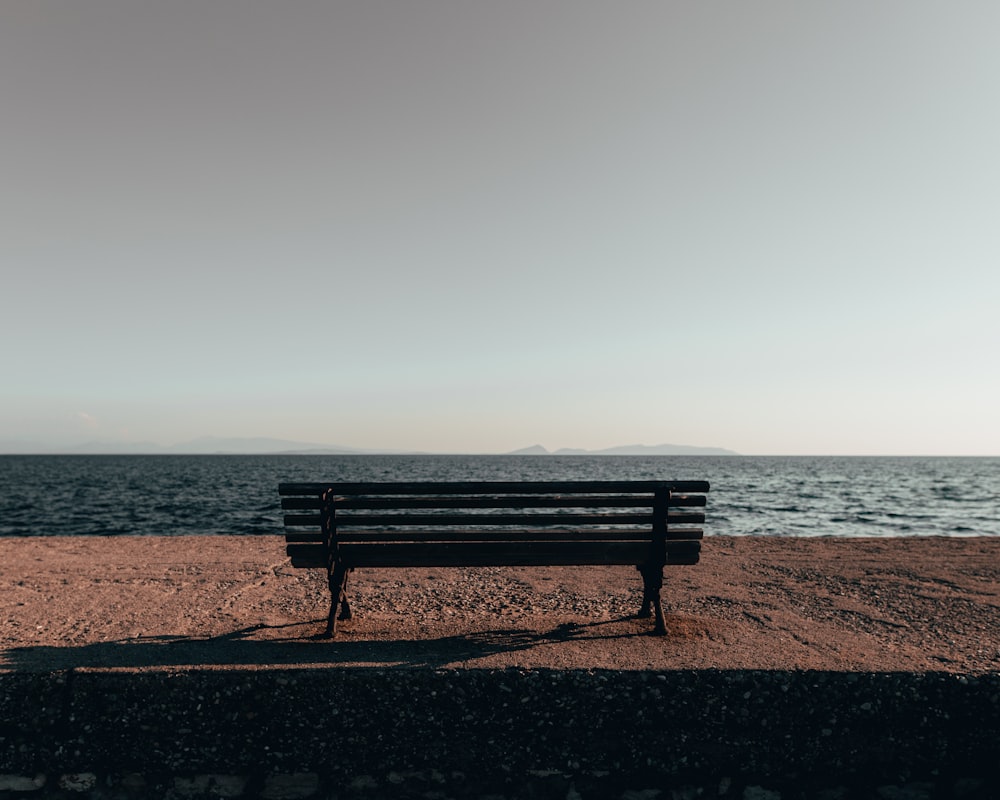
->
[0,436,737,456]
[506,443,738,456]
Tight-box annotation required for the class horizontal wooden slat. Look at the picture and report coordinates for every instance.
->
[333,495,656,510]
[284,512,704,529]
[335,539,701,568]
[284,532,324,544]
[286,543,327,568]
[333,494,705,510]
[283,495,706,511]
[285,527,702,544]
[336,541,650,567]
[668,512,706,525]
[332,512,655,527]
[667,540,701,559]
[284,513,321,527]
[286,538,702,565]
[665,546,701,565]
[331,529,652,543]
[665,527,704,540]
[281,497,322,510]
[290,558,327,569]
[279,480,709,496]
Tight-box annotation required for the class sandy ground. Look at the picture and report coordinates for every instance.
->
[2,535,999,673]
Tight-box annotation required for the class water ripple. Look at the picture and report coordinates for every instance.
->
[0,454,997,537]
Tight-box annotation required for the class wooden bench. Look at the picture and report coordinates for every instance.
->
[278,480,709,637]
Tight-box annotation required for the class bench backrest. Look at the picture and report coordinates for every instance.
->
[279,480,709,570]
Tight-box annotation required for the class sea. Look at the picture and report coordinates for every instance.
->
[0,454,997,538]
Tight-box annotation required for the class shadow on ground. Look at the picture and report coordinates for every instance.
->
[1,616,670,672]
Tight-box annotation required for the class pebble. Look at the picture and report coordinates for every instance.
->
[0,774,46,791]
[260,772,320,800]
[58,773,97,792]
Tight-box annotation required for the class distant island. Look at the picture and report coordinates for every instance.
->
[506,444,738,456]
[0,436,737,456]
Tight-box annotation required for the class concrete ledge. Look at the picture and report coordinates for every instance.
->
[2,669,999,797]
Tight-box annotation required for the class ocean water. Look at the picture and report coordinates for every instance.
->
[0,454,997,538]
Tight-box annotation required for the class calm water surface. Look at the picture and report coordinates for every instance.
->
[0,455,997,538]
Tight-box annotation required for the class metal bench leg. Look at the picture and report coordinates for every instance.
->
[338,569,353,621]
[324,563,350,638]
[637,565,653,618]
[638,565,667,635]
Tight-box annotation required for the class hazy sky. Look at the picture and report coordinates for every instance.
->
[2,2,998,455]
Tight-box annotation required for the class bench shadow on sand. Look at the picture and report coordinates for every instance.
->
[2,617,658,672]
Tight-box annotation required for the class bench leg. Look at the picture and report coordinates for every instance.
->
[638,565,667,635]
[338,569,353,621]
[324,564,350,638]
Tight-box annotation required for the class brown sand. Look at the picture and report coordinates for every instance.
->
[3,535,998,673]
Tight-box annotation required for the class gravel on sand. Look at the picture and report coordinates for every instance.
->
[4,535,998,674]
